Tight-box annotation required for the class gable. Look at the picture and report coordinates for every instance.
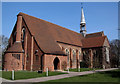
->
[6,42,23,53]
[19,12,83,55]
[86,31,104,38]
[103,37,110,47]
[82,36,106,48]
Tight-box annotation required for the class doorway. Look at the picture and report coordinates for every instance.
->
[53,57,60,70]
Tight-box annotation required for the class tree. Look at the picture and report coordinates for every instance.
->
[1,35,8,52]
[109,39,120,68]
[83,50,91,68]
[0,35,8,70]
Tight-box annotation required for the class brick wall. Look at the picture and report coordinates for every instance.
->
[32,39,43,71]
[4,53,23,71]
[22,19,44,71]
[57,42,82,69]
[22,18,32,71]
[43,54,67,72]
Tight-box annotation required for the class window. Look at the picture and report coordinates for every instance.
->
[12,54,20,60]
[72,49,76,62]
[106,47,109,62]
[13,32,16,43]
[26,53,29,61]
[79,50,81,61]
[36,55,39,61]
[65,48,70,62]
[22,28,25,42]
[22,28,25,49]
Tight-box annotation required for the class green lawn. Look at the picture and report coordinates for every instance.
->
[65,68,101,72]
[41,69,120,83]
[2,71,67,80]
[0,66,2,70]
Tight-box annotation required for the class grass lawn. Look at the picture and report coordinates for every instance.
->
[40,69,120,83]
[65,68,101,72]
[2,71,67,80]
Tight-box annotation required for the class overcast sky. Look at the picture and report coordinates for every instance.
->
[2,2,118,41]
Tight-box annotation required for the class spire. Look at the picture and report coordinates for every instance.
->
[80,7,86,26]
[80,3,86,37]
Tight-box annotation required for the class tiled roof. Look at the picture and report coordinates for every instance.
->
[6,42,24,53]
[82,36,107,48]
[19,12,83,55]
[7,12,109,54]
[86,31,104,38]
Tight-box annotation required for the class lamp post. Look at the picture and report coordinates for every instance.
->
[67,67,69,73]
[78,60,81,72]
[46,68,48,76]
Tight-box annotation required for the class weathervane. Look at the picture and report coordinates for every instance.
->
[81,2,83,8]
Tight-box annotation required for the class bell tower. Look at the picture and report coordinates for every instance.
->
[80,6,86,37]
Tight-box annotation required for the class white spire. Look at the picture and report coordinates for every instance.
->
[80,6,86,37]
[80,7,86,26]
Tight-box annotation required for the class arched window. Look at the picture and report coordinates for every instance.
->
[65,48,70,62]
[72,49,76,63]
[106,47,109,62]
[13,31,16,43]
[22,28,25,42]
[79,50,81,61]
[22,28,25,50]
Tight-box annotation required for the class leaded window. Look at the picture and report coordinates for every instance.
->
[36,55,39,61]
[72,49,76,63]
[106,47,109,62]
[79,50,81,61]
[22,28,25,49]
[65,48,70,62]
[22,28,25,42]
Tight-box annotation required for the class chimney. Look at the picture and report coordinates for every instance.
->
[16,14,22,42]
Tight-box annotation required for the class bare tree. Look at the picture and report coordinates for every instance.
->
[1,35,8,52]
[109,39,120,68]
[0,35,8,70]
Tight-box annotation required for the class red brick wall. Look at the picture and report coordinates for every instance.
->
[16,15,22,42]
[22,18,44,71]
[82,47,110,69]
[32,39,43,71]
[4,53,23,71]
[43,54,67,72]
[4,15,83,71]
[58,42,82,69]
[22,18,32,71]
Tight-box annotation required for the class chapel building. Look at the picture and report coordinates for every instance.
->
[3,8,110,71]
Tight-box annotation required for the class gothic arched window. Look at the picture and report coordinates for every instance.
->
[13,31,16,43]
[22,28,25,42]
[72,49,76,63]
[106,47,109,62]
[22,28,25,50]
[65,48,70,62]
[79,50,81,61]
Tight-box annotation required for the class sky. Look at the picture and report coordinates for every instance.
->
[2,2,118,41]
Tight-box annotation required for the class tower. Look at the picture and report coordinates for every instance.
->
[80,7,86,37]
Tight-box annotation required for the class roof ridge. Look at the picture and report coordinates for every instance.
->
[83,36,106,40]
[102,36,107,46]
[82,36,107,40]
[18,12,82,36]
[86,31,103,35]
